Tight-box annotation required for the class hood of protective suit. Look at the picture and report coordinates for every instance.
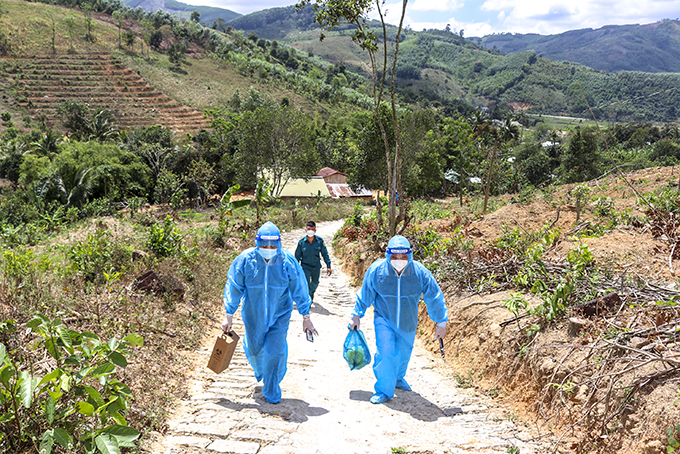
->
[255,221,282,251]
[385,235,413,262]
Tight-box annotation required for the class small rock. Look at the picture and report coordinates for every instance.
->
[489,323,502,339]
[643,440,663,454]
[567,317,586,337]
[572,385,589,404]
[540,357,555,376]
[629,336,650,349]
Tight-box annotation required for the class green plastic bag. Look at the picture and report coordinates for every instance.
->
[343,326,371,370]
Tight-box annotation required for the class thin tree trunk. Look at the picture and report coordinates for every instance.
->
[392,0,408,235]
[375,190,383,231]
[483,138,498,214]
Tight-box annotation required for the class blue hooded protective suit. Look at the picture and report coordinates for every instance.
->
[223,222,312,403]
[352,235,447,399]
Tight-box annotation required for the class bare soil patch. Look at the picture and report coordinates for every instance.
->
[338,166,680,453]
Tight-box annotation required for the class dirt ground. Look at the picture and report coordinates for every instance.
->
[428,167,680,454]
[338,166,680,453]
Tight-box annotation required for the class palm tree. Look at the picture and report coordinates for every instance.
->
[30,129,62,157]
[66,167,98,208]
[86,110,118,142]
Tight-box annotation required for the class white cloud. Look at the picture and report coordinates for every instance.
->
[370,1,495,36]
[480,0,680,34]
[199,0,680,34]
[410,0,464,12]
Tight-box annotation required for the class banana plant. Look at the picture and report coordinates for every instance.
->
[254,178,274,226]
[218,184,251,231]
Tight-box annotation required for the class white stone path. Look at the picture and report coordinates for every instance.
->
[153,220,551,454]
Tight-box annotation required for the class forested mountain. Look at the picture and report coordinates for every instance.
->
[478,20,680,73]
[393,30,680,122]
[217,7,680,123]
[122,0,240,28]
[226,7,680,75]
[225,5,319,40]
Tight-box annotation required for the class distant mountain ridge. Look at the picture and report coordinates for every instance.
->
[122,0,241,28]
[479,20,680,73]
[214,6,680,122]
[225,7,680,74]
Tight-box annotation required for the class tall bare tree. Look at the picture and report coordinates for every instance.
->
[296,0,409,235]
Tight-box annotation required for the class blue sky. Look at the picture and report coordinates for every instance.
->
[183,0,680,37]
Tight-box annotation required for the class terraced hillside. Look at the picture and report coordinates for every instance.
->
[1,54,210,133]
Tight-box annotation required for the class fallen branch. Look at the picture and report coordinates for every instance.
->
[670,241,678,274]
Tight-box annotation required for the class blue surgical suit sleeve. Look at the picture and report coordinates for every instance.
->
[284,251,313,316]
[223,252,247,315]
[352,261,380,318]
[417,262,448,324]
[320,239,331,268]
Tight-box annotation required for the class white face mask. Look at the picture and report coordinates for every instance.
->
[391,259,408,273]
[306,230,315,237]
[258,248,277,260]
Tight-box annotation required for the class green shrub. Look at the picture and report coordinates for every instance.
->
[0,316,142,454]
[67,229,131,283]
[146,215,184,258]
[409,199,453,221]
[2,249,37,289]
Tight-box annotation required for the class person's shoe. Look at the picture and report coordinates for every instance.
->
[395,378,411,391]
[369,393,390,404]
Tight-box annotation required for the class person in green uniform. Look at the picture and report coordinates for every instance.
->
[295,221,332,303]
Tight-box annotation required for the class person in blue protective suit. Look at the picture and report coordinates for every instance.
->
[295,221,332,303]
[349,235,447,404]
[221,221,318,404]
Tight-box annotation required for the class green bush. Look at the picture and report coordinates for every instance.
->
[0,316,142,453]
[67,229,132,283]
[3,249,37,289]
[146,215,184,258]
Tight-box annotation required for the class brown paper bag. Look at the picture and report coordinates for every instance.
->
[207,331,240,374]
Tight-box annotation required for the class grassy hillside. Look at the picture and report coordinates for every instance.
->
[0,0,374,135]
[479,20,680,73]
[0,0,120,55]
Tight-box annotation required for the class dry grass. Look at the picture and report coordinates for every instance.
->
[120,53,319,113]
[1,0,120,55]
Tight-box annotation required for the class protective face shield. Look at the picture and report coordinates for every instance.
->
[256,222,281,245]
[386,235,413,262]
[255,222,282,260]
[306,230,315,237]
[386,235,412,274]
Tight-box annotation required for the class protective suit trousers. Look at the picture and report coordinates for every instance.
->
[243,310,291,403]
[373,316,415,398]
[302,266,321,299]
